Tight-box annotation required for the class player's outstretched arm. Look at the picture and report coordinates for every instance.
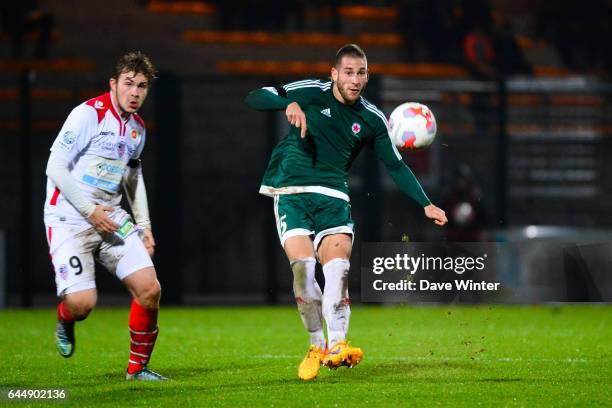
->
[245,87,308,138]
[386,163,447,227]
[245,87,293,111]
[424,204,448,226]
[370,118,447,226]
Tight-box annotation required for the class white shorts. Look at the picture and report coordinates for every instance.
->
[45,225,154,297]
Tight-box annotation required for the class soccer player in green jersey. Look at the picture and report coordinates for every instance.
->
[245,44,448,381]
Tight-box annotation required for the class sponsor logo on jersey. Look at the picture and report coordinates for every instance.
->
[99,131,115,136]
[59,264,68,280]
[94,100,104,109]
[351,122,362,135]
[131,129,138,140]
[82,158,126,193]
[100,141,116,152]
[62,131,76,145]
[95,162,124,176]
[320,108,331,117]
[98,140,136,158]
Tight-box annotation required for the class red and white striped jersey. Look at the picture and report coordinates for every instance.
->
[44,91,146,229]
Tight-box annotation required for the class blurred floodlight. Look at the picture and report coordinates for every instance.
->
[525,225,538,239]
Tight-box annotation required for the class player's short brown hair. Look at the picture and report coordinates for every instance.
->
[112,51,157,82]
[334,44,367,67]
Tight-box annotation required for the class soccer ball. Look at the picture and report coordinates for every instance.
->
[388,102,437,151]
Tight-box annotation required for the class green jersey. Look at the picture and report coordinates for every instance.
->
[245,79,430,207]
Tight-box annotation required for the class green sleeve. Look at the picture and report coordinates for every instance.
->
[387,163,431,207]
[245,79,326,111]
[245,87,292,111]
[372,119,431,207]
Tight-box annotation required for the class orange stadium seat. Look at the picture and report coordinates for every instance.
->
[146,1,216,15]
[0,59,95,73]
[0,88,105,102]
[183,30,402,47]
[338,5,398,19]
[216,60,467,78]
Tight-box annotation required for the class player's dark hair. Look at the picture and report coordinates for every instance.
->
[112,51,157,82]
[334,44,367,67]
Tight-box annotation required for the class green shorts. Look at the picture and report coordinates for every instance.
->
[273,193,354,248]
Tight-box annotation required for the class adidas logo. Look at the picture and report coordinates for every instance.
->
[320,108,331,117]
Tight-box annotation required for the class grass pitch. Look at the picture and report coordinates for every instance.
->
[0,305,610,407]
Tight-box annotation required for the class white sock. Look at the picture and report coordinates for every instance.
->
[291,257,325,349]
[322,258,351,346]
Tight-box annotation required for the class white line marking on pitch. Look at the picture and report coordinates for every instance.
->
[254,354,596,363]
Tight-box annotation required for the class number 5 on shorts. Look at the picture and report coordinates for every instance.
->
[277,214,287,237]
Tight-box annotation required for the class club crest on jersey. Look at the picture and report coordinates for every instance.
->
[117,141,126,158]
[131,129,138,140]
[62,131,76,145]
[94,100,104,109]
[351,122,362,135]
[59,264,68,280]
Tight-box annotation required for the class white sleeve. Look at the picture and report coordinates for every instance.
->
[122,164,151,228]
[51,104,97,162]
[46,151,96,217]
[132,129,146,159]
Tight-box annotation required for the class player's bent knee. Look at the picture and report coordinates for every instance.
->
[64,291,97,320]
[150,280,162,300]
[136,279,161,308]
[319,235,352,264]
[123,266,161,308]
[284,236,315,260]
[72,306,93,321]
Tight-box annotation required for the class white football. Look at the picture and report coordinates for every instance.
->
[388,102,437,151]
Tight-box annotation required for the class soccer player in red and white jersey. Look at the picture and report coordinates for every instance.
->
[44,51,167,381]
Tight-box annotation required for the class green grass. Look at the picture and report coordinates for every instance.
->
[0,305,611,407]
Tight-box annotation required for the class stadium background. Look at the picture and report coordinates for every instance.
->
[0,0,610,307]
